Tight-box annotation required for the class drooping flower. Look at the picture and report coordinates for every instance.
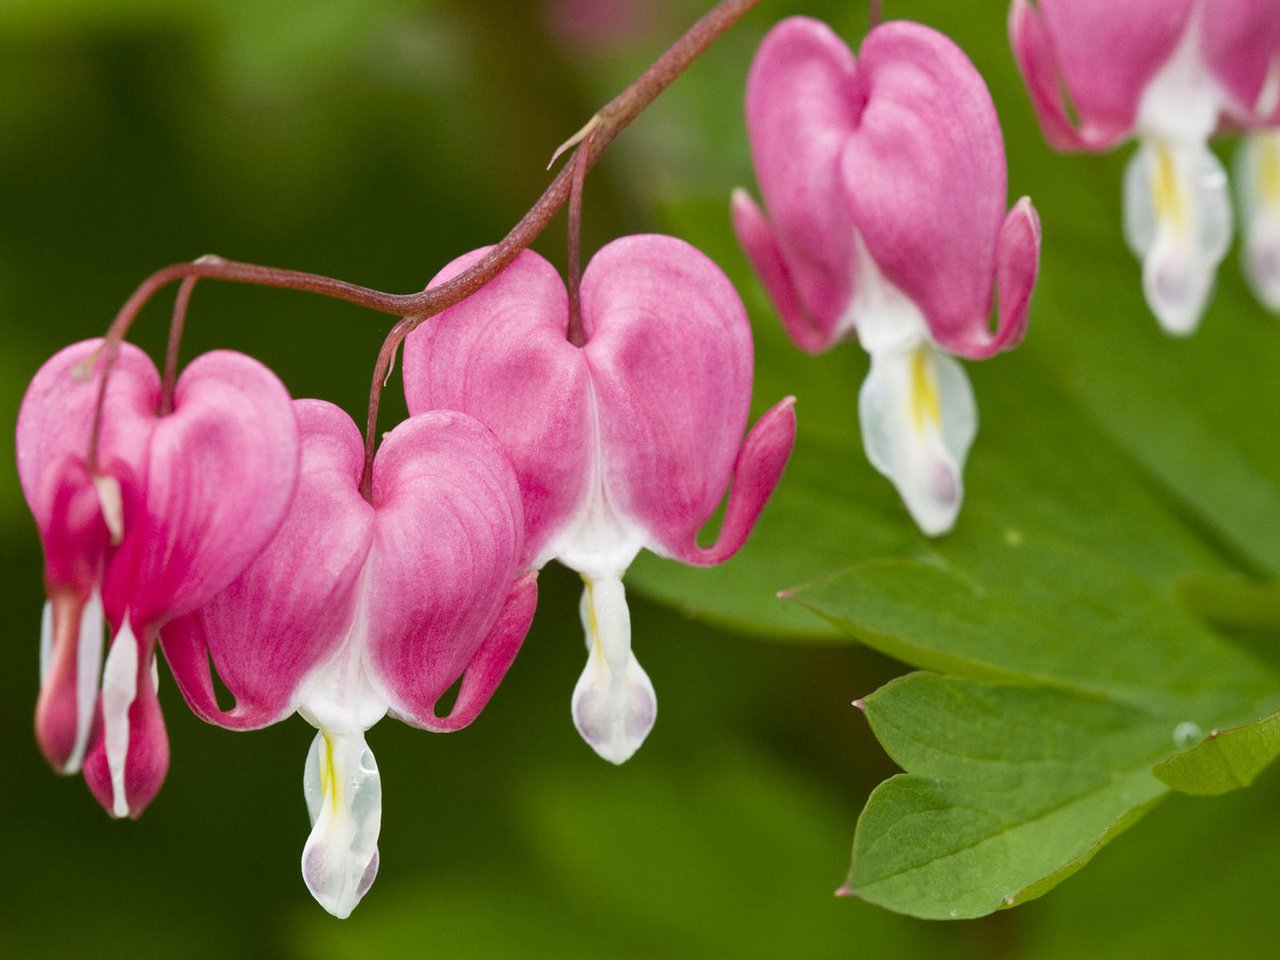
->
[16,340,299,818]
[732,17,1039,536]
[402,234,795,765]
[161,400,534,918]
[1010,0,1280,331]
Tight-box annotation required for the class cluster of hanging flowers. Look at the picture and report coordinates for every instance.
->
[1010,0,1280,333]
[14,0,1078,919]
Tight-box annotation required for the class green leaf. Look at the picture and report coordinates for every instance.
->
[847,674,1175,919]
[1154,708,1280,796]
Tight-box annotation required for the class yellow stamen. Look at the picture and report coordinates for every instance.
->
[319,732,339,811]
[581,575,603,659]
[1261,135,1280,209]
[1152,142,1187,236]
[910,346,941,434]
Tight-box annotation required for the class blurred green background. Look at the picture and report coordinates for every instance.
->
[2,1,1277,957]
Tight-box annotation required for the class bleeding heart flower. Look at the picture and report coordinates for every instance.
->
[161,400,534,918]
[732,16,1040,536]
[402,234,795,766]
[16,339,299,818]
[1010,0,1280,330]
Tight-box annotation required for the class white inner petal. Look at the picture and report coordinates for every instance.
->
[301,728,382,919]
[570,574,656,765]
[91,474,125,546]
[1134,10,1221,145]
[297,569,388,734]
[70,589,106,774]
[1236,130,1280,311]
[1123,138,1232,335]
[39,600,52,685]
[101,616,139,819]
[859,341,976,537]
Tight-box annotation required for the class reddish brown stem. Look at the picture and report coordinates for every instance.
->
[565,126,595,349]
[159,276,198,416]
[869,0,883,28]
[82,0,763,493]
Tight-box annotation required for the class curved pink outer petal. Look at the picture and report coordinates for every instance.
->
[403,248,591,567]
[366,411,528,730]
[1009,0,1194,151]
[991,198,1042,358]
[842,22,1026,359]
[82,660,169,819]
[581,234,789,561]
[1201,0,1280,124]
[17,340,158,532]
[742,16,862,349]
[102,350,300,631]
[161,400,374,730]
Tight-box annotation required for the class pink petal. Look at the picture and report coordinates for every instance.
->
[1009,0,1193,151]
[730,189,831,353]
[103,350,300,630]
[403,248,591,567]
[365,411,528,729]
[16,339,158,524]
[1200,0,1280,123]
[416,572,538,733]
[840,22,1010,358]
[663,397,797,566]
[743,16,861,346]
[161,400,374,730]
[82,654,169,819]
[580,235,776,559]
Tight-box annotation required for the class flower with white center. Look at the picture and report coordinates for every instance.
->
[1011,0,1280,331]
[17,339,299,817]
[162,400,534,918]
[732,17,1040,536]
[403,234,796,765]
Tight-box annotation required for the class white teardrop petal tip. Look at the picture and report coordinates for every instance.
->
[571,651,657,765]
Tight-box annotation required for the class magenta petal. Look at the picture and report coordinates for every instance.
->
[16,339,159,522]
[1200,0,1280,123]
[841,22,1009,352]
[105,350,299,630]
[664,397,796,566]
[420,572,538,733]
[731,189,831,353]
[82,661,169,819]
[162,400,373,730]
[1011,0,1193,151]
[365,411,527,729]
[403,248,590,566]
[744,16,861,344]
[580,235,755,551]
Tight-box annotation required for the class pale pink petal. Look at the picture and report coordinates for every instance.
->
[365,411,527,729]
[580,235,758,555]
[16,339,158,521]
[1008,0,1093,151]
[161,400,373,730]
[840,22,1009,358]
[417,572,538,733]
[103,350,300,630]
[1011,0,1194,151]
[82,646,168,819]
[1200,0,1280,123]
[744,16,861,346]
[403,248,591,566]
[661,397,796,566]
[730,189,831,353]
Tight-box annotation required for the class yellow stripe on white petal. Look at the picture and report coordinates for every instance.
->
[1123,138,1232,336]
[859,341,976,538]
[571,573,655,765]
[301,728,382,920]
[1236,130,1280,312]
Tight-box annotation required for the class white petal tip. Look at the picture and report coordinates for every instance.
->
[571,656,656,765]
